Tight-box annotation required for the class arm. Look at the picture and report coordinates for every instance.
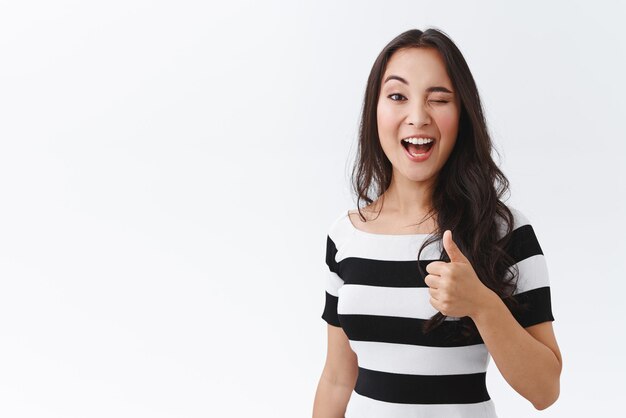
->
[426,226,562,410]
[471,291,562,410]
[312,324,358,418]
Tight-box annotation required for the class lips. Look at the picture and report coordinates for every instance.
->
[401,139,435,154]
[401,139,435,162]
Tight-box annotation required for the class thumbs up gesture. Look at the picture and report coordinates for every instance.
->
[424,230,496,319]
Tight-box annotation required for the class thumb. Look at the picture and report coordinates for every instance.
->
[443,230,468,263]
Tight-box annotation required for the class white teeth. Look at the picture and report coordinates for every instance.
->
[402,137,434,145]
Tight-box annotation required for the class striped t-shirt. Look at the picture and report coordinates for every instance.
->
[321,207,555,418]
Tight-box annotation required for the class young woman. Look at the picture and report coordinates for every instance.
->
[312,28,562,418]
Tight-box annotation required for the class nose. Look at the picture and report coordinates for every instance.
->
[407,101,432,127]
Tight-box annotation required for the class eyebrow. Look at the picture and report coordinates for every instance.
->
[383,75,454,94]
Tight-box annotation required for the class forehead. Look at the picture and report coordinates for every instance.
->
[382,47,452,87]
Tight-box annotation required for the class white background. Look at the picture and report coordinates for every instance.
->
[1,1,625,417]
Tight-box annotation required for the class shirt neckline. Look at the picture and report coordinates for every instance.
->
[345,210,432,238]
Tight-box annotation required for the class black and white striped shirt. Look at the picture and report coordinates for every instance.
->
[321,206,554,418]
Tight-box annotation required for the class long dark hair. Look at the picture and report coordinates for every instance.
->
[350,27,522,342]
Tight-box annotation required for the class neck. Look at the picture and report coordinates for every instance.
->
[381,172,436,217]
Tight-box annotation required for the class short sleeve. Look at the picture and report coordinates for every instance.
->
[321,222,345,327]
[505,208,555,328]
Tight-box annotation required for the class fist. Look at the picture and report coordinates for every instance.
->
[424,230,494,318]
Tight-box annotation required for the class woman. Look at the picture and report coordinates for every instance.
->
[312,28,562,418]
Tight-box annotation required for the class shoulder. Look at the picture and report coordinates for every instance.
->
[496,204,535,240]
[324,209,352,272]
[496,205,548,270]
[326,208,353,247]
[343,206,380,236]
[498,207,554,326]
[508,205,532,228]
[499,205,550,287]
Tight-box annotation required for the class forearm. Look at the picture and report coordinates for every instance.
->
[471,291,561,409]
[312,374,352,418]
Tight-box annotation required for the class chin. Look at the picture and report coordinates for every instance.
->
[402,170,435,183]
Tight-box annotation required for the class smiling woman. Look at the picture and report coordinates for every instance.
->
[378,48,460,170]
[312,28,562,418]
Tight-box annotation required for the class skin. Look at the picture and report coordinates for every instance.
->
[377,47,563,409]
[314,46,562,416]
[376,46,461,220]
[426,230,562,409]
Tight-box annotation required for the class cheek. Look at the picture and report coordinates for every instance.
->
[377,105,396,145]
[436,110,459,135]
[377,102,393,127]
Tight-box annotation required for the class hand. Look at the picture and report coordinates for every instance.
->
[424,230,496,319]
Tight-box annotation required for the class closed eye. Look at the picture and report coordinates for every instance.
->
[387,94,449,104]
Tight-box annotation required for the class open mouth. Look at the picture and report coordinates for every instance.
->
[401,139,435,156]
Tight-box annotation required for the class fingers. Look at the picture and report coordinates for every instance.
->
[424,273,439,289]
[425,260,446,275]
[443,229,469,264]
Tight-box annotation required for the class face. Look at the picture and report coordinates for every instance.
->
[377,47,461,186]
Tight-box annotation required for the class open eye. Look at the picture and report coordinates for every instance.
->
[388,93,406,101]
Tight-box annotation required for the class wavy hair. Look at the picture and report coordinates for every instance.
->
[350,27,523,342]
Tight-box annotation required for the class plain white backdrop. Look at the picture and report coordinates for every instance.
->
[1,1,625,417]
